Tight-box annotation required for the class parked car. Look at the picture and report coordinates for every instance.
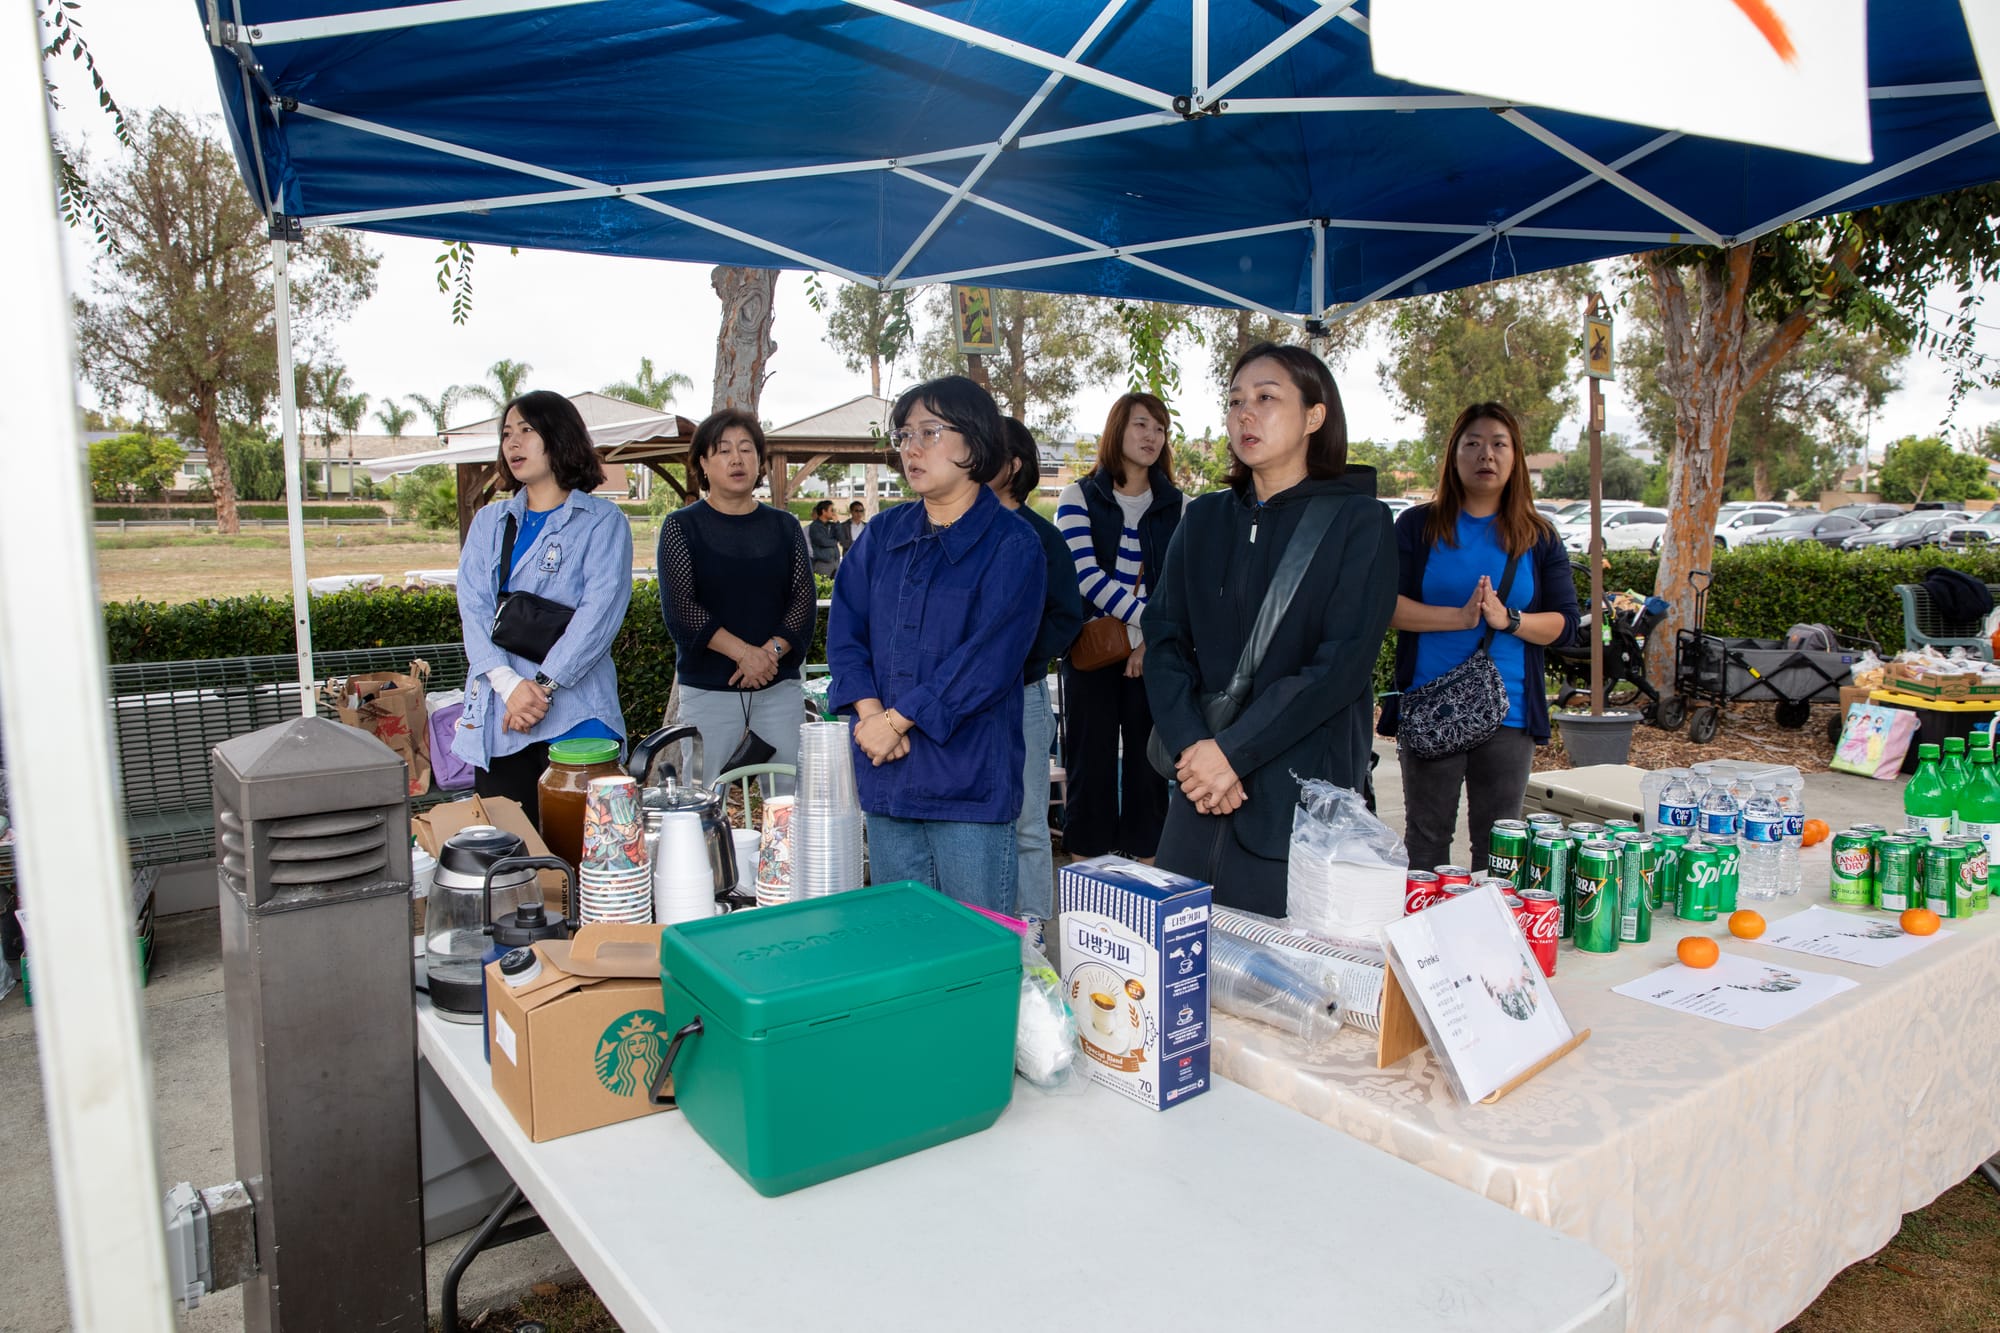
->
[1713,507,1788,548]
[1840,512,1957,551]
[1737,512,1871,547]
[1382,497,1413,518]
[1941,523,1999,551]
[1563,506,1666,553]
[1824,503,1905,526]
[1534,500,1564,516]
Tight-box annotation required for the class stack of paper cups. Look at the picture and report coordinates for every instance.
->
[756,796,795,907]
[792,720,865,898]
[578,776,651,924]
[731,829,760,895]
[653,811,715,925]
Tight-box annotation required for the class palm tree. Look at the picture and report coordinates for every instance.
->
[464,358,534,408]
[407,386,470,433]
[602,357,693,412]
[375,401,417,437]
[333,392,370,496]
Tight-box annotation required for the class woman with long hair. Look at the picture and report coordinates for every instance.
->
[1144,345,1396,914]
[453,390,633,821]
[1055,391,1184,860]
[1382,402,1580,872]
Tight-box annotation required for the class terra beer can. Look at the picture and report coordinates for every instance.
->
[1615,831,1656,944]
[1925,839,1969,918]
[1529,832,1570,937]
[1518,888,1560,978]
[1873,834,1923,913]
[1487,820,1532,890]
[1829,829,1875,907]
[1603,819,1642,836]
[1404,870,1444,915]
[1679,844,1721,921]
[1572,838,1621,954]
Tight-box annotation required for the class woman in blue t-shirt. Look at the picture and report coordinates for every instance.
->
[1382,403,1580,873]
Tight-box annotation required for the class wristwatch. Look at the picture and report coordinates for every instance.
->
[534,672,560,697]
[1505,608,1522,635]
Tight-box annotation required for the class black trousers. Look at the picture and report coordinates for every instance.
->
[1061,659,1167,858]
[475,742,551,826]
[1397,726,1537,873]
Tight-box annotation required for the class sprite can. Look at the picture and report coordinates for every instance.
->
[1679,844,1721,921]
[1925,839,1970,918]
[1654,831,1689,910]
[1712,839,1741,914]
[1487,820,1532,891]
[1615,831,1655,944]
[1829,830,1876,906]
[1603,819,1642,836]
[1874,834,1923,912]
[1530,832,1571,937]
[1572,838,1621,954]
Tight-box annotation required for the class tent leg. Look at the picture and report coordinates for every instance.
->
[272,231,317,715]
[0,6,174,1324]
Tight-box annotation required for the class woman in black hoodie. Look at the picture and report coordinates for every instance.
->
[1143,343,1397,915]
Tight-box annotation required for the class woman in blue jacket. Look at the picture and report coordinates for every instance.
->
[1381,402,1580,873]
[454,390,633,822]
[826,377,1045,911]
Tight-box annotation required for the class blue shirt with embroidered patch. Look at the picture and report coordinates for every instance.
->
[506,505,557,588]
[1412,512,1536,731]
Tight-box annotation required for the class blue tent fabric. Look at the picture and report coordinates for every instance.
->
[198,1,2000,319]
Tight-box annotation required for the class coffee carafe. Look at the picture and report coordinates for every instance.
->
[629,724,736,903]
[425,826,549,1022]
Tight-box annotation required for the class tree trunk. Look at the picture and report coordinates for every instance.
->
[1006,311,1028,419]
[198,397,240,535]
[1752,455,1772,501]
[868,354,881,397]
[864,462,880,516]
[710,266,778,413]
[965,352,991,390]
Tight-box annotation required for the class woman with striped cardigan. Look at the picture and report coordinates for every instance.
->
[1055,392,1185,860]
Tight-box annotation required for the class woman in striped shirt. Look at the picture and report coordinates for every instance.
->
[1055,392,1185,860]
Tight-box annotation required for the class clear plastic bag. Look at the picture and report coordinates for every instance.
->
[1287,779,1408,941]
[1015,937,1084,1091]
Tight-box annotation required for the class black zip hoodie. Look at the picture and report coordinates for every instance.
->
[1142,467,1397,893]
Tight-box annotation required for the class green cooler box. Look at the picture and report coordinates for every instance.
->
[655,881,1019,1196]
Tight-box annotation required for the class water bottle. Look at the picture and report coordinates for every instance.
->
[1780,773,1806,893]
[1740,783,1784,901]
[1653,768,1698,834]
[1698,772,1739,843]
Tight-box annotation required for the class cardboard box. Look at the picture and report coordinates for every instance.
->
[413,794,568,916]
[1058,857,1211,1111]
[486,924,674,1142]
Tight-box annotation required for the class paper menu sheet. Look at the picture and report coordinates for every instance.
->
[1757,906,1951,967]
[1381,888,1573,1103]
[1612,954,1858,1031]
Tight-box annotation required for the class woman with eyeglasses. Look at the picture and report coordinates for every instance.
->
[826,376,1046,911]
[1381,402,1579,873]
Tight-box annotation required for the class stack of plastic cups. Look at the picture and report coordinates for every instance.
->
[792,720,865,898]
[756,796,795,907]
[653,810,715,925]
[578,775,651,924]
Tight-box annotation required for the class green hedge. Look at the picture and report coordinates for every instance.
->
[95,504,389,521]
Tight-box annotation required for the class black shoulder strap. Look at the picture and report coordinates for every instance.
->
[499,512,519,595]
[1223,494,1347,704]
[1475,548,1525,654]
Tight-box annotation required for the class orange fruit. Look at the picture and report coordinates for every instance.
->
[1900,908,1941,936]
[1801,819,1831,848]
[1677,936,1721,968]
[1728,909,1766,940]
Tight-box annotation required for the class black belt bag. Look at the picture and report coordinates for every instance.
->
[491,512,575,665]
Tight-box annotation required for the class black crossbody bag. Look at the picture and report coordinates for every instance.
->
[1394,549,1521,761]
[491,512,576,665]
[1146,495,1345,779]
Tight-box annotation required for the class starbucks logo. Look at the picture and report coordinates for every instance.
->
[595,1009,669,1098]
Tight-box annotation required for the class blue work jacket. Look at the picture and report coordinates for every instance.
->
[827,486,1045,823]
[453,488,633,769]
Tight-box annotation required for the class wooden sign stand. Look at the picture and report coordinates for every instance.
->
[1375,962,1591,1103]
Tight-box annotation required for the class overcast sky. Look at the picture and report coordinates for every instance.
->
[48,0,2000,457]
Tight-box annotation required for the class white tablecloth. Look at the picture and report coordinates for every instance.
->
[1212,883,2000,1333]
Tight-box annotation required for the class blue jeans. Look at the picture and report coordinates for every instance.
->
[866,813,1017,913]
[1013,678,1055,919]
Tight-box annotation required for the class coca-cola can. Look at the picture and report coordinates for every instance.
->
[1404,869,1444,915]
[1441,881,1477,897]
[1433,864,1473,887]
[1518,888,1560,978]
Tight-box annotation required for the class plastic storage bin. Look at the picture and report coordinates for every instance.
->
[655,881,1019,1196]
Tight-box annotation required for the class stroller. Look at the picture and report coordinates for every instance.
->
[1550,575,1681,729]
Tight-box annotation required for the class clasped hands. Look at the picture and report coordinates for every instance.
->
[1463,575,1513,631]
[853,708,913,767]
[1176,738,1245,818]
[729,641,782,689]
[503,679,552,733]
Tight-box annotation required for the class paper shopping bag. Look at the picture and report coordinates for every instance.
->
[1829,702,1917,781]
[322,660,433,796]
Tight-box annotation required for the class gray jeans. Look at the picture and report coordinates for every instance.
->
[1398,726,1536,873]
[675,679,803,794]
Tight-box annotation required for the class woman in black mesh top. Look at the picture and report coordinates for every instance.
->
[657,410,816,789]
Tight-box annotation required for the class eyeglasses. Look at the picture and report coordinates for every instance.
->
[888,423,960,453]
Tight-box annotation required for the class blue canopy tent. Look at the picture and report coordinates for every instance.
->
[188,0,2000,689]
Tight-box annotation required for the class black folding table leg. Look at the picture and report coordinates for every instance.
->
[440,1183,551,1333]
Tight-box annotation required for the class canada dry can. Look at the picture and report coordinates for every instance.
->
[1518,888,1560,978]
[1530,833,1571,936]
[1654,831,1689,910]
[1924,839,1969,919]
[1405,870,1444,915]
[1826,829,1872,906]
[1678,844,1721,921]
[1487,820,1532,890]
[1572,839,1621,953]
[1960,838,1988,915]
[1615,832,1656,944]
[1873,834,1922,913]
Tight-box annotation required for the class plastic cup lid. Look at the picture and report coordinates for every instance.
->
[548,738,622,767]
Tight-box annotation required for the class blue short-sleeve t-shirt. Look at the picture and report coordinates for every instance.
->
[1412,512,1536,731]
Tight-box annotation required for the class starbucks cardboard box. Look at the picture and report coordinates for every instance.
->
[486,924,674,1142]
[1057,857,1212,1111]
[413,793,568,917]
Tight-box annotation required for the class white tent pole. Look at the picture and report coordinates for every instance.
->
[1191,0,1208,100]
[1734,121,1999,243]
[0,5,173,1326]
[273,232,317,715]
[1310,219,1328,357]
[1193,0,1359,111]
[1498,110,1725,246]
